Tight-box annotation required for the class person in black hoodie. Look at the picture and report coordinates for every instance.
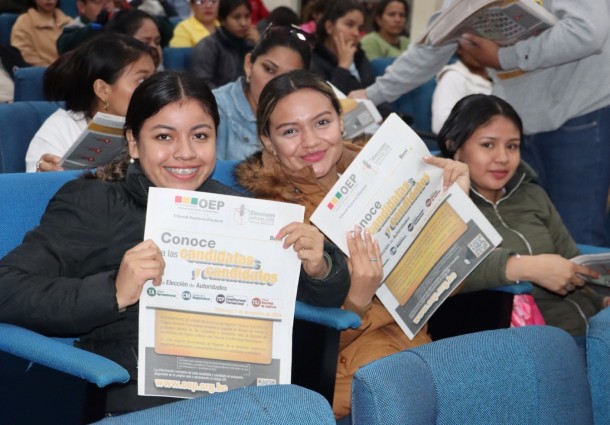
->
[310,0,374,95]
[190,0,259,88]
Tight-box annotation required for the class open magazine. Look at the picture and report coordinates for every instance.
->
[328,82,383,140]
[310,114,502,339]
[571,253,610,287]
[417,0,557,47]
[59,112,126,170]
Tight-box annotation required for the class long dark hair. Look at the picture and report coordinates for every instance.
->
[315,0,364,44]
[257,69,341,140]
[43,33,154,117]
[96,71,219,181]
[437,94,523,158]
[250,25,312,69]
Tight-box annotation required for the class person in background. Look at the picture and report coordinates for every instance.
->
[431,48,492,134]
[105,9,164,69]
[10,0,72,66]
[57,0,114,54]
[350,0,610,247]
[255,5,300,34]
[190,0,258,89]
[247,0,266,25]
[438,94,609,343]
[26,33,156,172]
[310,0,373,96]
[0,43,28,102]
[360,0,409,61]
[169,0,218,47]
[236,69,469,419]
[299,0,325,35]
[213,23,312,160]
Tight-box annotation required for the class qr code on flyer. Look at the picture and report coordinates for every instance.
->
[468,234,490,258]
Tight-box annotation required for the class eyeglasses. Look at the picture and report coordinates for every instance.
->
[191,0,217,6]
[260,24,314,49]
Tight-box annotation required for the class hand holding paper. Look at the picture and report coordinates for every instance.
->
[276,222,328,279]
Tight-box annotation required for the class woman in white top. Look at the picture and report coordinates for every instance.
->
[27,33,156,172]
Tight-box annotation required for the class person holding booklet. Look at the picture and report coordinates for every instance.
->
[235,69,470,419]
[350,0,610,247]
[0,71,349,415]
[26,33,157,172]
[437,94,610,341]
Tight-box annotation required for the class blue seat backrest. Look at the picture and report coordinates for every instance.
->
[351,326,593,425]
[13,66,47,101]
[0,171,81,258]
[0,101,62,173]
[370,57,436,133]
[162,47,193,71]
[0,13,18,45]
[58,1,78,18]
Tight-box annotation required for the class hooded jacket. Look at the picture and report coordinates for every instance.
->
[235,144,432,418]
[0,163,242,412]
[462,162,604,336]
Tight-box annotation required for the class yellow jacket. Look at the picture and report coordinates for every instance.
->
[169,15,218,47]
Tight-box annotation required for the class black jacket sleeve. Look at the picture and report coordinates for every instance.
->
[296,240,350,307]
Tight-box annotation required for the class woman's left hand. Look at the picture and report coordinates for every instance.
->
[276,222,328,279]
[423,156,470,194]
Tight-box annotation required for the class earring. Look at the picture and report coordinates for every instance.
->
[104,99,109,111]
[129,157,135,164]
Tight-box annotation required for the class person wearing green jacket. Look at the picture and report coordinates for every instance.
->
[437,94,610,338]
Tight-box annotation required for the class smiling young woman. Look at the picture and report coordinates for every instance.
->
[437,93,609,341]
[236,69,470,419]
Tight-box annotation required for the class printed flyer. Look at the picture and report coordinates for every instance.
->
[311,113,502,339]
[138,187,304,398]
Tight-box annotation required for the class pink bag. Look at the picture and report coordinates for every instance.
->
[511,294,546,327]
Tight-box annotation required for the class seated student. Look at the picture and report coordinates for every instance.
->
[360,0,409,61]
[213,24,312,161]
[309,0,374,96]
[0,43,28,103]
[169,0,219,47]
[437,94,609,340]
[26,33,156,172]
[431,49,492,134]
[105,9,164,69]
[56,0,113,54]
[255,5,300,34]
[235,69,470,419]
[0,70,349,414]
[190,0,259,89]
[299,0,326,35]
[10,0,73,66]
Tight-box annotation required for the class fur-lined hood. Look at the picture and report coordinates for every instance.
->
[234,142,362,221]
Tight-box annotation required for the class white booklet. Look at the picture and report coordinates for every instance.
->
[571,253,610,288]
[418,0,557,47]
[310,114,502,339]
[138,187,304,398]
[59,112,126,170]
[328,82,383,139]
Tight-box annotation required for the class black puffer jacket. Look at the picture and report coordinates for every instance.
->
[0,163,242,411]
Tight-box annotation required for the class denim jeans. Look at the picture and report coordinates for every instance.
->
[521,105,610,246]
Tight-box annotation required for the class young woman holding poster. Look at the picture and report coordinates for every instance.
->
[0,71,348,416]
[437,94,609,339]
[235,69,470,419]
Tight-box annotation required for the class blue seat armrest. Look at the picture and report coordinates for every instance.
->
[0,323,130,388]
[295,301,361,330]
[577,244,610,254]
[492,282,534,295]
